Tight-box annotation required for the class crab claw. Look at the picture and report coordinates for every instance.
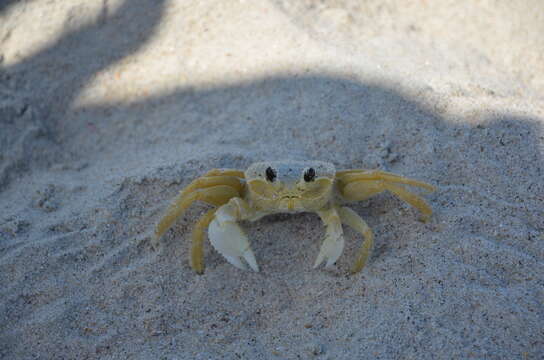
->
[313,229,345,268]
[314,208,345,268]
[208,217,259,272]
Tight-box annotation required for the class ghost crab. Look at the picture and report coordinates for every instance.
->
[155,161,435,274]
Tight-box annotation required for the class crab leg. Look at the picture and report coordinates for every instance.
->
[338,170,436,193]
[154,185,240,242]
[204,168,245,178]
[337,206,374,273]
[340,176,434,222]
[381,182,433,222]
[179,175,244,198]
[208,197,259,272]
[190,208,217,274]
[314,207,345,268]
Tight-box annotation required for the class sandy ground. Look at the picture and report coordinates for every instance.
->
[1,1,543,359]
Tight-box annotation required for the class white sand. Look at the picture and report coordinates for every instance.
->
[1,1,543,359]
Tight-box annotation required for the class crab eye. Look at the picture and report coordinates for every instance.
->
[265,167,276,182]
[304,167,316,182]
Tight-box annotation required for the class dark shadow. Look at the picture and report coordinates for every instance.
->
[3,72,541,359]
[2,75,543,358]
[0,0,167,189]
[0,0,18,15]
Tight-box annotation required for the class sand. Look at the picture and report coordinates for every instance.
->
[1,0,543,359]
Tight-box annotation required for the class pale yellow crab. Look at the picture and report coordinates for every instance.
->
[155,161,435,274]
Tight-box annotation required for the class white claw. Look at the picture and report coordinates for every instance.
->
[325,237,344,267]
[208,217,260,272]
[314,219,345,268]
[223,254,247,270]
[313,234,345,268]
[243,249,259,272]
[313,251,326,269]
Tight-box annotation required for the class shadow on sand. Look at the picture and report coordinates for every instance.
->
[1,1,543,358]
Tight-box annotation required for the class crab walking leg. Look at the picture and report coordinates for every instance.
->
[208,198,259,271]
[190,208,217,274]
[155,185,239,242]
[204,168,245,178]
[340,179,384,202]
[382,182,433,222]
[338,171,436,193]
[314,207,345,268]
[179,176,244,198]
[342,180,433,222]
[337,207,374,273]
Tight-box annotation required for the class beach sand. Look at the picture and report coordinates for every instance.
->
[1,1,543,358]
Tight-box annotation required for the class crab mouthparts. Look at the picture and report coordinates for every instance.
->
[279,195,301,211]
